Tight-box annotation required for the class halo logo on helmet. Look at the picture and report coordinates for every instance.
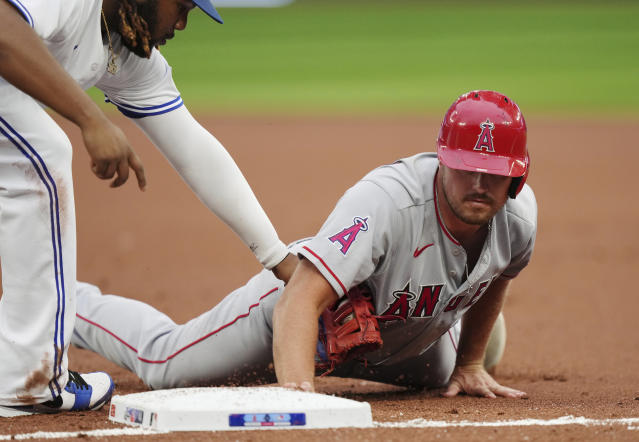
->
[436,90,530,199]
[473,119,496,153]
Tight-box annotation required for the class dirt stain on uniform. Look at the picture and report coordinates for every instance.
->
[12,161,46,198]
[11,161,73,243]
[16,355,52,403]
[50,171,70,234]
[54,346,64,375]
[24,357,51,391]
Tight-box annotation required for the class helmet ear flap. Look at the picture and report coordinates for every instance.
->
[511,153,530,198]
[508,160,529,198]
[508,177,522,199]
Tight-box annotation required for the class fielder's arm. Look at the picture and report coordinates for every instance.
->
[272,259,338,391]
[0,0,145,189]
[134,106,291,273]
[443,277,526,398]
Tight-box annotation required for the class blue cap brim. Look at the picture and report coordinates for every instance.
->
[193,0,223,24]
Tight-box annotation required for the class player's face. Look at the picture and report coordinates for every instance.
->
[140,0,196,47]
[440,165,511,225]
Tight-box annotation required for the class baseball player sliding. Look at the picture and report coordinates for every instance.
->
[0,0,295,416]
[71,90,536,398]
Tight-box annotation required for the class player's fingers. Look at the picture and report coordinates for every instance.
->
[299,381,313,392]
[441,381,462,397]
[282,381,313,392]
[91,160,106,178]
[103,161,118,180]
[94,160,109,178]
[110,159,129,188]
[128,152,147,191]
[479,388,497,399]
[460,383,496,398]
[493,385,527,399]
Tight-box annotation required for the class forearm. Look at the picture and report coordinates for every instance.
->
[135,106,288,269]
[272,260,338,389]
[456,278,510,366]
[444,279,526,399]
[0,1,104,129]
[272,294,320,388]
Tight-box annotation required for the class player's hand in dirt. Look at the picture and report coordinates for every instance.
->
[442,363,527,399]
[81,113,146,190]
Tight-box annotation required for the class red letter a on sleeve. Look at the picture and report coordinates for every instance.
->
[328,217,368,255]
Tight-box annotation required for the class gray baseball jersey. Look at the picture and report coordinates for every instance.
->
[300,152,536,367]
[73,153,537,389]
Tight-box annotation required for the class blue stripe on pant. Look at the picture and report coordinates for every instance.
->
[0,116,67,397]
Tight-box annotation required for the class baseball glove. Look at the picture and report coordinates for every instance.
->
[316,285,383,375]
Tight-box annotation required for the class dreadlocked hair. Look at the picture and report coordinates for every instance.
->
[116,0,152,58]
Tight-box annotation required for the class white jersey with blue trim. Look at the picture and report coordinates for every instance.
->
[95,35,183,118]
[1,0,289,406]
[6,0,181,116]
[5,0,288,270]
[296,152,537,365]
[7,0,106,89]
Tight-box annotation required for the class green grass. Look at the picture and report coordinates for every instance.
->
[89,0,639,115]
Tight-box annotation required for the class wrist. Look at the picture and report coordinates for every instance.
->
[455,355,485,369]
[76,105,108,131]
[271,254,299,285]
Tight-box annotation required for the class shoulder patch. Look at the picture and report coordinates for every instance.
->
[328,217,369,255]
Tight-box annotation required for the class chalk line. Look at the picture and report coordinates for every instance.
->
[375,415,639,429]
[0,428,167,440]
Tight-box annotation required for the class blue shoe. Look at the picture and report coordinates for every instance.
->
[0,371,114,416]
[37,371,115,412]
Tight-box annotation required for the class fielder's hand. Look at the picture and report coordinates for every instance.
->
[442,363,527,399]
[81,114,146,190]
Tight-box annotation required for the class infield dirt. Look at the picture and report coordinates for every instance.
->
[1,114,638,441]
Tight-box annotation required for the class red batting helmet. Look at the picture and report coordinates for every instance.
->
[437,90,529,198]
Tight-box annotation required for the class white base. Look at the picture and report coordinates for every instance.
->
[108,386,372,431]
